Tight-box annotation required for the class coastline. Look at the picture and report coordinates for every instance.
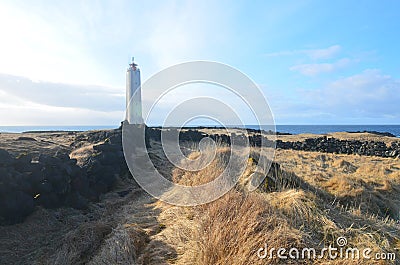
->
[1,128,400,263]
[1,128,399,158]
[1,125,400,137]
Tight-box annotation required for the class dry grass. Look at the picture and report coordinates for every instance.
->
[171,146,232,186]
[2,133,400,264]
[88,224,148,265]
[275,149,400,220]
[179,191,303,265]
[0,207,81,264]
[53,221,113,264]
[156,145,400,265]
[69,143,96,166]
[264,189,323,227]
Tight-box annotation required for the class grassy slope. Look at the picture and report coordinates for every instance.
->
[153,146,400,265]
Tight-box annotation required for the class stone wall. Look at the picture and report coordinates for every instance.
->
[275,136,400,158]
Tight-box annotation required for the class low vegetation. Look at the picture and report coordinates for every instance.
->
[1,131,399,264]
[160,146,400,264]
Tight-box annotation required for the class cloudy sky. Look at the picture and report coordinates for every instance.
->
[0,0,399,126]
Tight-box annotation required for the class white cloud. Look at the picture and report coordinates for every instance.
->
[0,103,123,126]
[0,1,230,85]
[290,58,352,76]
[0,2,105,85]
[323,69,399,108]
[0,1,235,125]
[266,70,400,124]
[305,45,341,60]
[0,73,125,125]
[308,69,400,119]
[0,74,123,111]
[265,45,341,60]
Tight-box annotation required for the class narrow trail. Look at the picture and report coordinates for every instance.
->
[86,143,185,265]
[58,180,182,265]
[0,135,191,264]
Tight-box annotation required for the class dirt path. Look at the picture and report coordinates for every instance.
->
[82,143,182,264]
[0,137,181,265]
[85,190,178,265]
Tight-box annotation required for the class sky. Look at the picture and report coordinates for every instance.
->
[0,0,399,126]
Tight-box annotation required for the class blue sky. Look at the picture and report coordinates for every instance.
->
[0,0,399,125]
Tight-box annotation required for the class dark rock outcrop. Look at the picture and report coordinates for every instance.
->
[16,136,37,141]
[0,128,132,225]
[347,130,396,138]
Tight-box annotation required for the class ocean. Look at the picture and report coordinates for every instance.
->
[0,125,399,137]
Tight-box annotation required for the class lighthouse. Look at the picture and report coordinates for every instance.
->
[126,57,143,124]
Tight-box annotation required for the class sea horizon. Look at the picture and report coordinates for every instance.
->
[1,124,400,137]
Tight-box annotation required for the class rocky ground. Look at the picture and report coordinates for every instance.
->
[0,128,399,264]
[195,128,400,158]
[0,128,171,264]
[0,129,129,225]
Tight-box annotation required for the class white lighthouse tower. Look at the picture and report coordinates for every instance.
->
[126,57,143,124]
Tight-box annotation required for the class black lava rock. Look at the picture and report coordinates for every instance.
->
[0,149,14,166]
[0,190,35,225]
